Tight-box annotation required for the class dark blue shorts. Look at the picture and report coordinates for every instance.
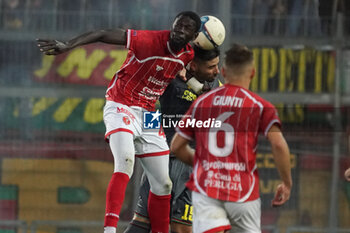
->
[135,157,193,225]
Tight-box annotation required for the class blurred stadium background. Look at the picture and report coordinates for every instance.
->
[0,0,349,233]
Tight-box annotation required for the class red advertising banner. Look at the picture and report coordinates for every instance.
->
[33,44,128,86]
[34,45,335,93]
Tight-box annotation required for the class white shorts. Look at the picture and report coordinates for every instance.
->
[192,191,261,233]
[103,101,169,157]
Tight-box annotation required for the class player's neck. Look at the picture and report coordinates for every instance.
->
[169,41,184,53]
[226,78,250,89]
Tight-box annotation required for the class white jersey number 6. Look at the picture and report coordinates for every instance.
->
[208,112,235,157]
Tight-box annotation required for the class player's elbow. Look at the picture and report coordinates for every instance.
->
[268,132,288,153]
[271,138,288,152]
[170,133,179,153]
[170,140,181,156]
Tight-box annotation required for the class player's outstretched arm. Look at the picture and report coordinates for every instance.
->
[170,133,194,166]
[37,29,127,55]
[267,125,292,207]
[345,168,350,181]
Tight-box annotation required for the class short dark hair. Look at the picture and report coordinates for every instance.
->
[193,44,220,62]
[175,11,201,32]
[224,44,253,68]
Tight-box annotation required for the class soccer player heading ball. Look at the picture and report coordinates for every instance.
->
[37,11,201,233]
[124,45,221,233]
[171,44,293,233]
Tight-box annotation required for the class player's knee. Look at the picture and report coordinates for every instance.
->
[110,133,135,176]
[150,177,172,195]
[123,156,134,172]
[114,152,135,176]
[165,179,173,193]
[161,177,173,194]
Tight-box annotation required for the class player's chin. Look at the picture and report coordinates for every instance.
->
[170,38,186,48]
[206,77,216,83]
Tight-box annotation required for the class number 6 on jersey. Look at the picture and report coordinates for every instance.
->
[208,112,235,157]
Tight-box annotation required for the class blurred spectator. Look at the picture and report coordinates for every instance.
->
[139,0,171,30]
[196,0,219,15]
[232,0,253,35]
[336,0,350,35]
[171,0,195,14]
[28,0,54,31]
[318,0,333,35]
[343,0,350,35]
[305,0,322,36]
[57,0,83,31]
[270,0,288,34]
[111,0,140,29]
[286,0,303,36]
[253,0,276,35]
[85,0,110,29]
[286,0,322,36]
[2,0,25,30]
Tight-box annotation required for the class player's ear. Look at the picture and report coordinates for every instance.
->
[190,60,197,71]
[250,68,256,80]
[221,66,226,78]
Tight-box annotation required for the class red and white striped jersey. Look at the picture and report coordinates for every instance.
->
[105,29,194,111]
[176,84,281,202]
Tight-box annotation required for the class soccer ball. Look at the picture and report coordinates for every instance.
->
[193,15,226,50]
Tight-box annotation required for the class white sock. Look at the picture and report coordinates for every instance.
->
[104,226,116,233]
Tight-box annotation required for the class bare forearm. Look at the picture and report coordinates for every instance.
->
[271,138,292,188]
[37,29,127,55]
[170,133,194,166]
[66,29,126,49]
[174,145,194,166]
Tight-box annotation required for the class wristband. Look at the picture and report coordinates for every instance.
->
[186,77,204,94]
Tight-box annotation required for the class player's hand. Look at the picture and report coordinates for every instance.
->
[178,68,187,81]
[345,168,350,182]
[271,183,291,207]
[36,39,71,55]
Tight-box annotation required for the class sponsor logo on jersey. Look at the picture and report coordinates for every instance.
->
[182,90,197,101]
[139,86,163,100]
[148,76,168,87]
[156,65,164,71]
[116,107,136,121]
[202,160,246,171]
[143,110,161,129]
[123,116,131,125]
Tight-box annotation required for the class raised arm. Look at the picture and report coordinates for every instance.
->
[267,124,292,207]
[37,29,127,55]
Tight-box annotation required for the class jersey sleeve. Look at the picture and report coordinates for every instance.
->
[259,101,281,136]
[126,29,153,53]
[126,29,142,51]
[175,101,196,141]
